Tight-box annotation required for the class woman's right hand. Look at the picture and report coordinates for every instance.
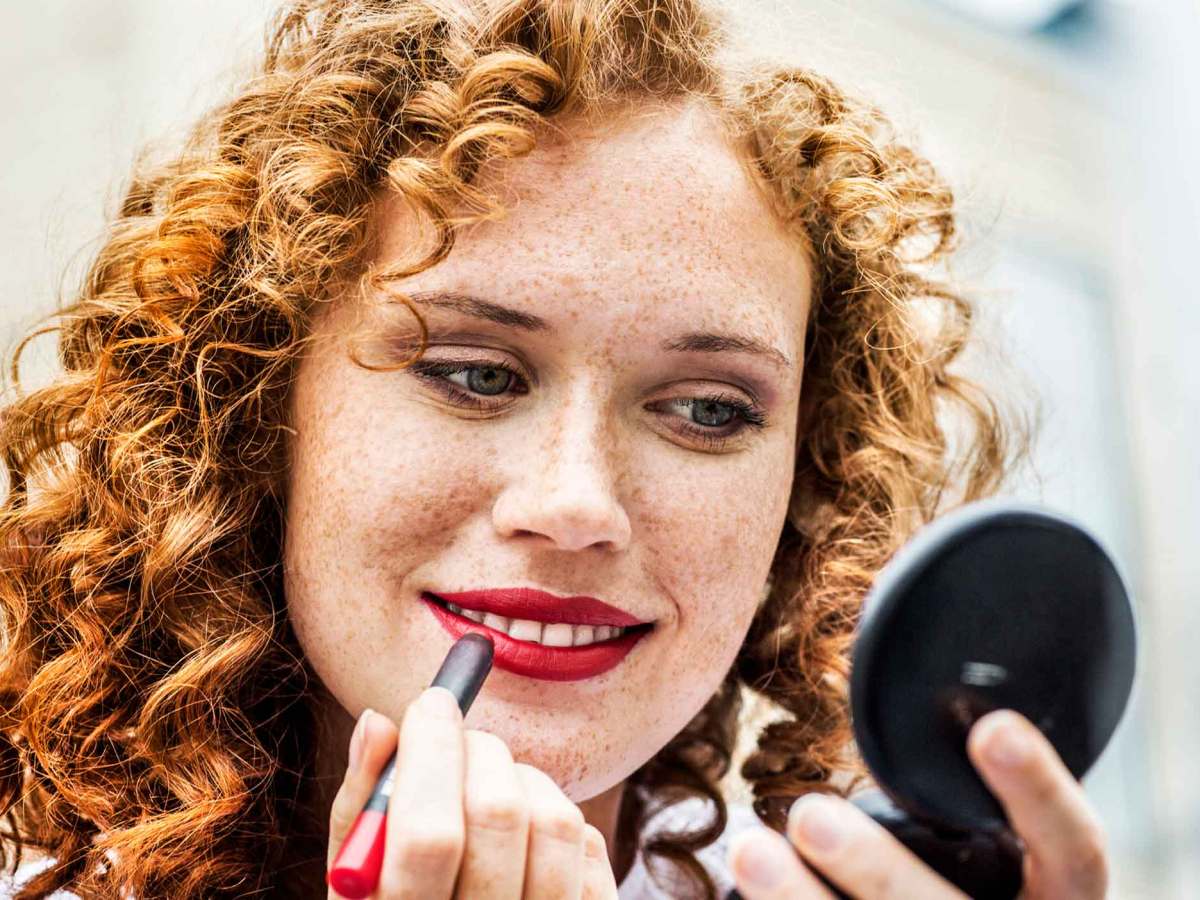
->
[326,686,621,899]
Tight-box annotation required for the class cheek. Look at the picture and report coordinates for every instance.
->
[640,444,791,633]
[616,440,792,726]
[280,357,493,670]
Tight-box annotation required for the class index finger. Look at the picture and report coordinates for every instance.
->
[379,687,466,899]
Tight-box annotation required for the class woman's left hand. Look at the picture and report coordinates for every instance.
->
[727,709,1110,899]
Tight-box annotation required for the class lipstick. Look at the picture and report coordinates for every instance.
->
[326,633,494,899]
[422,592,652,681]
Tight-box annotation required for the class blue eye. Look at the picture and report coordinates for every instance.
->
[406,358,768,450]
[452,364,513,396]
[696,398,735,427]
[408,360,527,408]
[662,398,763,434]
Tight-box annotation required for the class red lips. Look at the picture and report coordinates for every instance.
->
[420,588,655,681]
[425,587,647,627]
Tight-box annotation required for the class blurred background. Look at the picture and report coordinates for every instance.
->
[1,1,1195,896]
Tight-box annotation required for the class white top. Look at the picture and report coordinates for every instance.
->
[1,799,763,898]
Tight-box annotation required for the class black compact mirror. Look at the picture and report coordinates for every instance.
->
[729,499,1137,900]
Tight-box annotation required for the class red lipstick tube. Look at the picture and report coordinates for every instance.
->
[326,633,495,898]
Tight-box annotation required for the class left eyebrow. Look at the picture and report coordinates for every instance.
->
[660,331,793,373]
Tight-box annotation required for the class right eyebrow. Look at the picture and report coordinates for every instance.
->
[406,290,552,333]
[659,331,793,373]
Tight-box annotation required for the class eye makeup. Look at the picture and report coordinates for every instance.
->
[405,357,770,449]
[408,358,531,406]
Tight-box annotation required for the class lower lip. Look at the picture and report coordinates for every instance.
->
[421,594,652,682]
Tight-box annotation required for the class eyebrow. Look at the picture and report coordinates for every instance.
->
[408,290,550,332]
[406,289,794,372]
[660,332,793,373]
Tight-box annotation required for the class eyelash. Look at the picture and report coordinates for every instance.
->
[407,359,768,450]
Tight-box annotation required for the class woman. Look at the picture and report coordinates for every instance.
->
[0,0,1110,897]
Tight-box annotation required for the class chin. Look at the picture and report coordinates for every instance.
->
[514,731,657,803]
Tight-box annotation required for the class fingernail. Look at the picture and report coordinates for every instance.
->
[418,686,461,719]
[349,708,372,773]
[983,714,1030,769]
[791,794,844,854]
[734,833,790,890]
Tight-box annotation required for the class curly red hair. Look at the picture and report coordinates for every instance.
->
[0,1,1032,897]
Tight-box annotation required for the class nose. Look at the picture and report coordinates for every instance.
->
[491,383,632,553]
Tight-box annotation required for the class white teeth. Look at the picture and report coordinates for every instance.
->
[442,600,629,646]
[482,612,511,632]
[437,596,636,645]
[507,619,544,643]
[541,623,574,647]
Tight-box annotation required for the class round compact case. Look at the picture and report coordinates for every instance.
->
[729,499,1138,900]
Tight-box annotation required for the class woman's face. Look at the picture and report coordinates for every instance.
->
[284,98,811,801]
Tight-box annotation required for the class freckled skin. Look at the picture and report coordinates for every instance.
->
[284,97,812,857]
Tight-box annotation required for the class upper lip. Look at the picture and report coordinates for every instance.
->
[424,587,651,628]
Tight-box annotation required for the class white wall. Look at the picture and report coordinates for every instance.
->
[1106,3,1200,894]
[1,1,272,387]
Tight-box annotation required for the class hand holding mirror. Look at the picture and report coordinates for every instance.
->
[729,500,1137,899]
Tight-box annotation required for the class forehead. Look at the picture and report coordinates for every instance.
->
[369,98,811,350]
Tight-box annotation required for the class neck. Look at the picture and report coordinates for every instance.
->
[579,778,633,880]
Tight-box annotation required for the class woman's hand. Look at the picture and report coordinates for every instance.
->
[326,687,620,899]
[727,709,1110,899]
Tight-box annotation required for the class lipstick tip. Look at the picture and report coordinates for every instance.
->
[431,633,495,714]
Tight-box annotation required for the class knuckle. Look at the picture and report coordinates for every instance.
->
[530,803,586,844]
[327,784,358,840]
[464,731,527,834]
[468,794,529,835]
[862,865,898,900]
[873,858,910,900]
[514,763,585,843]
[583,823,608,859]
[839,833,906,900]
[392,827,464,873]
